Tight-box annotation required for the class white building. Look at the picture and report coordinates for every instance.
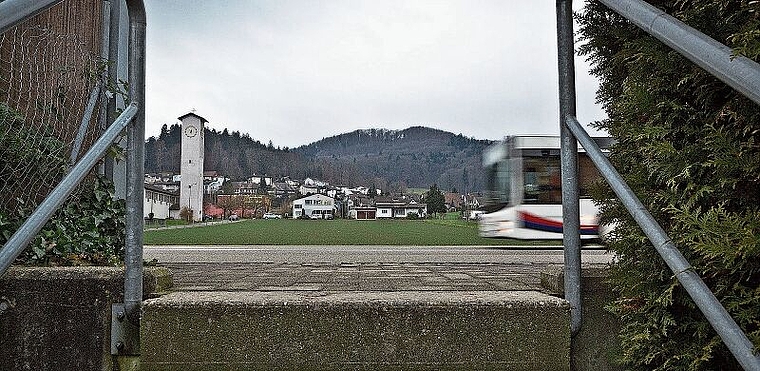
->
[179,112,208,221]
[375,198,427,219]
[248,174,273,186]
[292,194,335,219]
[144,185,178,220]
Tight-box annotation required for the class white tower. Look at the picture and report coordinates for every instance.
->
[179,112,208,222]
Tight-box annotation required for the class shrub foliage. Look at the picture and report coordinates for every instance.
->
[577,1,760,369]
[0,103,125,266]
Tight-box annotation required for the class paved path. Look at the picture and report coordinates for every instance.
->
[145,245,614,293]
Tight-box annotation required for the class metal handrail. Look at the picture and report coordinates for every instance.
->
[0,0,63,34]
[565,115,760,370]
[556,0,583,337]
[0,103,138,276]
[1,0,147,354]
[557,0,760,369]
[599,0,760,106]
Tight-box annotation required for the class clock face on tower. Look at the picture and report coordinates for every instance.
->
[184,125,197,137]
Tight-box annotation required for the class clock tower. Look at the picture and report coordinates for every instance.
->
[178,112,208,222]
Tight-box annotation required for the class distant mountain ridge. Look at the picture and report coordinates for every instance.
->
[145,125,493,192]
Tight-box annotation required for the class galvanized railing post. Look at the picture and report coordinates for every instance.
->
[557,0,583,337]
[112,0,146,356]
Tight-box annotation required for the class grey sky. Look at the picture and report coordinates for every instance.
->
[145,1,605,148]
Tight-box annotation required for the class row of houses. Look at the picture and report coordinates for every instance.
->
[144,171,483,221]
[293,194,428,220]
[145,172,381,199]
[143,188,430,221]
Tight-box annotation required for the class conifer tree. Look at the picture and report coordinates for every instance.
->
[425,184,446,217]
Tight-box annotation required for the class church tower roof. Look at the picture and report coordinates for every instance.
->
[177,112,209,124]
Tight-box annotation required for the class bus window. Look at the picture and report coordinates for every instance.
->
[523,153,600,203]
[579,154,601,198]
[523,153,561,204]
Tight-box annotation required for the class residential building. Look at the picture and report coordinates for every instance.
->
[144,185,179,220]
[350,207,377,220]
[375,196,427,219]
[272,182,297,197]
[204,174,226,195]
[292,194,335,219]
[247,174,273,186]
[444,192,463,211]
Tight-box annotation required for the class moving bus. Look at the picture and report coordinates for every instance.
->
[478,135,614,240]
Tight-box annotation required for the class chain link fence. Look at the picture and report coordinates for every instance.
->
[0,0,108,215]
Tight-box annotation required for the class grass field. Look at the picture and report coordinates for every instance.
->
[143,218,556,246]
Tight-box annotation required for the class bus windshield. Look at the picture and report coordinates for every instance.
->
[485,157,511,207]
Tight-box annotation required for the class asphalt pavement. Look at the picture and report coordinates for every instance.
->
[146,245,615,293]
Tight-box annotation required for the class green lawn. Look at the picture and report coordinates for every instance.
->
[143,218,555,246]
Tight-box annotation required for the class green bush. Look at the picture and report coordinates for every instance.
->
[578,2,760,370]
[0,103,125,266]
[0,178,126,267]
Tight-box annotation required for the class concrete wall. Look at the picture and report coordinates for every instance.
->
[541,265,623,371]
[0,266,172,371]
[142,290,571,370]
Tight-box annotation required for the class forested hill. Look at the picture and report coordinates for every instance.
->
[144,125,493,192]
[295,127,493,192]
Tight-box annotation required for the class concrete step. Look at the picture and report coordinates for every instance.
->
[141,290,570,370]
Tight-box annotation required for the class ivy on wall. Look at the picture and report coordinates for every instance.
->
[0,103,125,266]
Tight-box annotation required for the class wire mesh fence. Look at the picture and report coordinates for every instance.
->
[0,0,108,216]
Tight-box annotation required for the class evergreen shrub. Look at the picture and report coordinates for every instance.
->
[577,1,760,369]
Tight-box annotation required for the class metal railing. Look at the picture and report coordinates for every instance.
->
[0,0,146,356]
[557,0,760,369]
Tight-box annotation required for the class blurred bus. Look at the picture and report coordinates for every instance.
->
[478,135,614,240]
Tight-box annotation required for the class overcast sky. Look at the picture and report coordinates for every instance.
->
[144,1,606,148]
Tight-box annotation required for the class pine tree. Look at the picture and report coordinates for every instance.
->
[425,184,446,217]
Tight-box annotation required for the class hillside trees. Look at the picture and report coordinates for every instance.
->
[578,1,760,369]
[145,125,490,191]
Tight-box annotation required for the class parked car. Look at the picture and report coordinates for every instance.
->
[228,214,239,221]
[263,212,281,219]
[468,210,485,220]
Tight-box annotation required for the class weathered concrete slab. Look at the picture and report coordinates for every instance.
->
[142,290,570,370]
[541,265,623,371]
[161,262,546,292]
[0,266,172,371]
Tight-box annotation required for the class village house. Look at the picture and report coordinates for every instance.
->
[374,195,427,219]
[248,174,273,186]
[299,177,331,196]
[272,181,297,197]
[444,192,463,212]
[203,171,226,195]
[144,184,179,220]
[292,194,335,219]
[350,207,377,220]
